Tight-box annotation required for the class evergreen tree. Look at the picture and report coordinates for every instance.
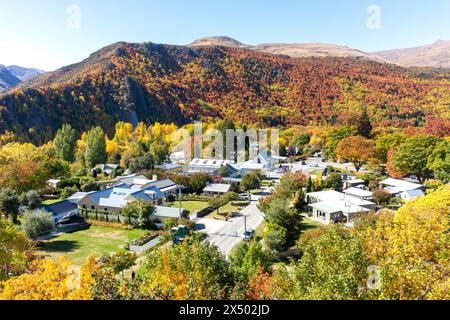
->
[54,124,78,163]
[84,127,107,169]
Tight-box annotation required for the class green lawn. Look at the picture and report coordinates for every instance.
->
[205,201,250,220]
[42,199,64,205]
[165,200,209,214]
[255,219,267,236]
[35,225,147,266]
[310,169,324,176]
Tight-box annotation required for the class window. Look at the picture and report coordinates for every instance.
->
[82,204,86,209]
[91,206,95,210]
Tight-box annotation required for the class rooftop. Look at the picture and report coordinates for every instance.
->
[344,187,373,198]
[307,190,375,207]
[203,183,232,193]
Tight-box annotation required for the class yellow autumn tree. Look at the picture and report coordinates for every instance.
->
[139,240,231,300]
[0,256,97,300]
[364,186,450,300]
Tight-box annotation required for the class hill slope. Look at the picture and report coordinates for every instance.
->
[188,36,384,62]
[0,65,21,93]
[1,41,449,144]
[372,40,450,68]
[0,65,44,93]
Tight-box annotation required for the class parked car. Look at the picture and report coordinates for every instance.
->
[242,228,255,241]
[309,162,319,168]
[238,193,252,201]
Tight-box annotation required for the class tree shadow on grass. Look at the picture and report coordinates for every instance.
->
[37,240,81,254]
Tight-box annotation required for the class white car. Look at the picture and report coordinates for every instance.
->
[309,162,319,168]
[242,228,255,241]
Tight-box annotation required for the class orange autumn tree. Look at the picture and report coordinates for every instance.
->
[335,136,376,172]
[0,256,97,300]
[386,148,406,178]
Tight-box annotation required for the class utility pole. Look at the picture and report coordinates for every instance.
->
[244,214,247,234]
[179,185,183,216]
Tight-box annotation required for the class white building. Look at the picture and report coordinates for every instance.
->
[400,189,425,201]
[203,183,232,196]
[307,190,376,225]
[344,187,373,201]
[380,178,424,196]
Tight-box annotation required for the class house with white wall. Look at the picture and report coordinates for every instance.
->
[306,190,376,225]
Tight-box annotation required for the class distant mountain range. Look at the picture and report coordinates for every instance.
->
[188,37,450,68]
[0,65,44,93]
[1,39,449,144]
[372,40,450,68]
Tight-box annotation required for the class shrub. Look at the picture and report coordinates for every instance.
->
[21,210,55,238]
[19,190,42,209]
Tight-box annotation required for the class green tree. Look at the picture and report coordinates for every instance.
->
[263,223,288,254]
[18,190,42,210]
[218,165,230,177]
[264,198,299,244]
[84,127,107,169]
[375,133,406,163]
[275,172,306,198]
[229,241,271,282]
[323,172,343,191]
[54,124,78,163]
[128,153,154,173]
[241,171,261,192]
[21,210,55,238]
[393,135,440,183]
[325,126,358,160]
[427,139,450,182]
[0,188,20,223]
[99,252,137,278]
[149,142,169,165]
[273,225,370,300]
[122,200,156,229]
[189,173,213,195]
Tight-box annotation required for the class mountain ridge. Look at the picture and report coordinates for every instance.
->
[1,41,449,144]
[372,39,450,68]
[0,65,44,93]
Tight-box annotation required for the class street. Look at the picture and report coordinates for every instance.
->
[197,202,265,256]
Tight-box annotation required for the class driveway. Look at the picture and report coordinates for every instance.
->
[196,202,265,256]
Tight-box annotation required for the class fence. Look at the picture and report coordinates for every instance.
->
[81,209,135,225]
[195,207,216,218]
[129,236,164,253]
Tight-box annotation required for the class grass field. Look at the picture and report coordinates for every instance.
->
[41,199,64,205]
[35,225,147,266]
[165,200,209,214]
[204,201,250,220]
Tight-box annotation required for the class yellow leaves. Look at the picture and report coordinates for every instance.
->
[106,137,119,156]
[115,122,133,144]
[364,186,450,300]
[0,256,97,300]
[0,142,37,164]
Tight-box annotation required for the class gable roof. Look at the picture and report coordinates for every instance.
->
[203,183,232,193]
[44,200,78,217]
[155,206,183,219]
[381,178,423,193]
[344,187,373,198]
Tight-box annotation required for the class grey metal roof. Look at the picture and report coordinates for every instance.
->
[44,200,78,217]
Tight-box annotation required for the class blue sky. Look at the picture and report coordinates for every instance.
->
[1,0,449,71]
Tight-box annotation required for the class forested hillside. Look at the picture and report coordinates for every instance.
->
[1,41,449,144]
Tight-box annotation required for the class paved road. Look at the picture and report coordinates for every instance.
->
[197,202,265,256]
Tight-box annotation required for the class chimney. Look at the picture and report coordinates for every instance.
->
[152,175,158,182]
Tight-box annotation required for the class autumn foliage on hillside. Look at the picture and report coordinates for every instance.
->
[1,42,450,144]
